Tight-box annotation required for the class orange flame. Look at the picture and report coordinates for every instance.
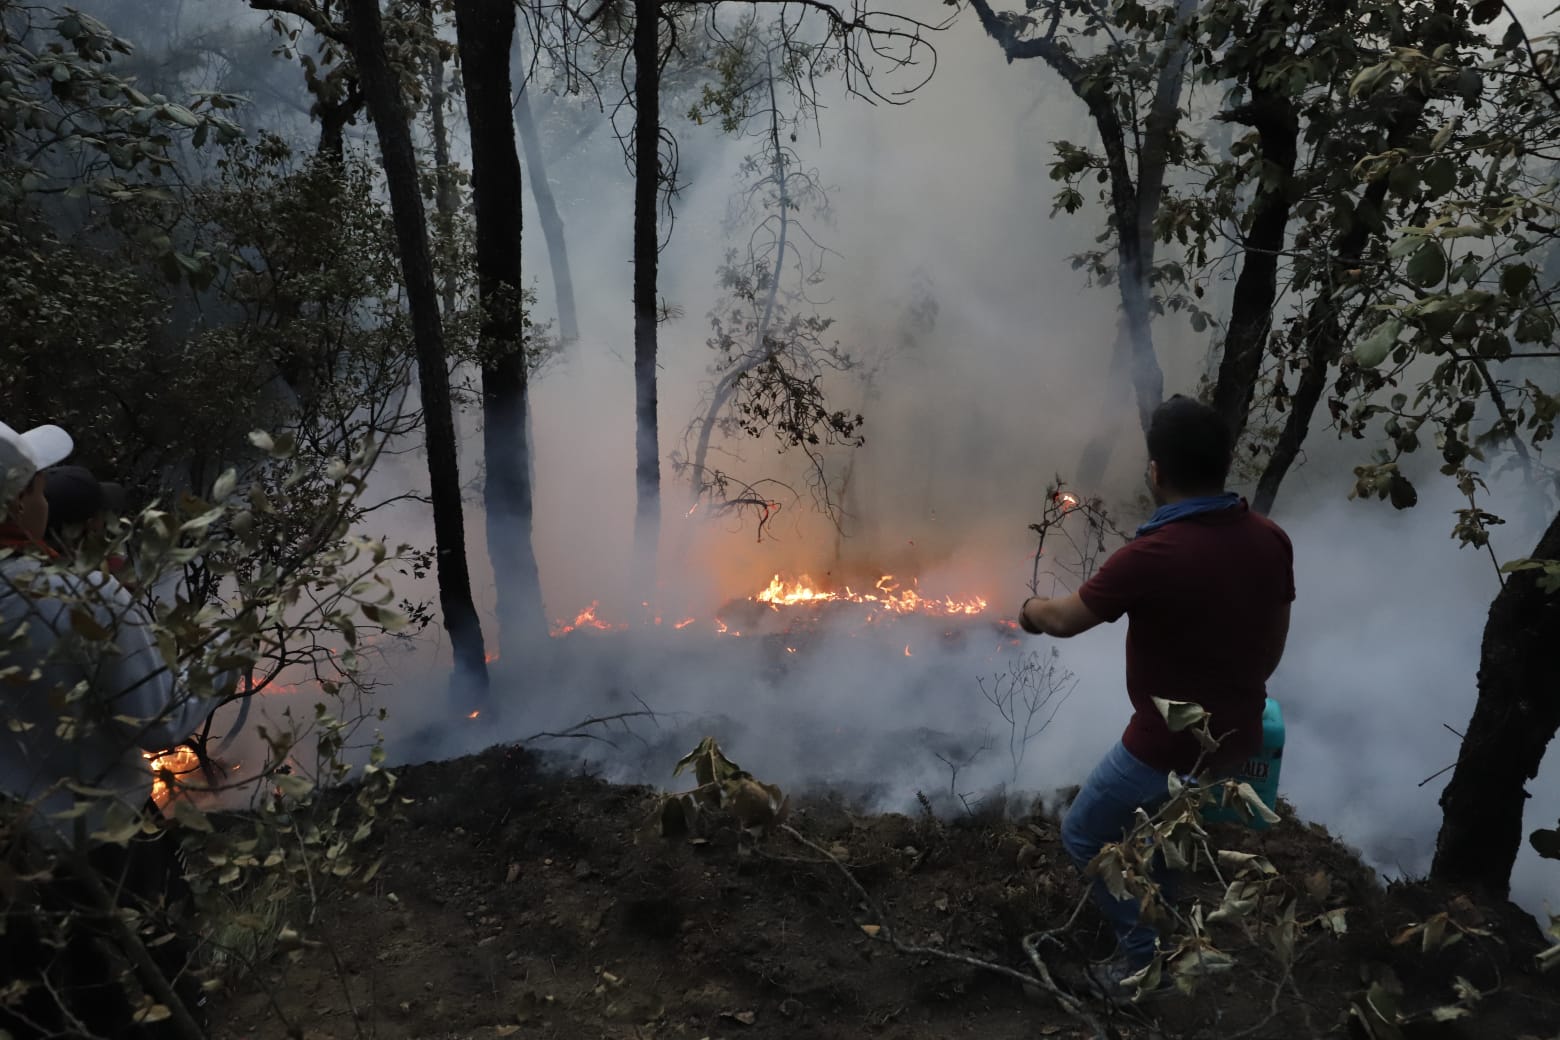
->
[904,644,913,657]
[145,747,204,809]
[1056,490,1081,511]
[467,710,480,720]
[754,574,988,617]
[674,617,695,630]
[550,601,627,637]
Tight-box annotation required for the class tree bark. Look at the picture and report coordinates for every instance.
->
[633,0,662,596]
[426,45,459,317]
[345,0,489,689]
[513,77,580,343]
[1432,509,1560,896]
[453,0,547,649]
[1210,90,1299,442]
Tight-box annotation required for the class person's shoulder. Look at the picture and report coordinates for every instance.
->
[1236,507,1294,555]
[0,557,133,604]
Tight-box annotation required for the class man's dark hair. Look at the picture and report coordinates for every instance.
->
[1146,395,1233,493]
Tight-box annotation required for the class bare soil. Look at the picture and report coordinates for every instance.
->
[214,744,1558,1040]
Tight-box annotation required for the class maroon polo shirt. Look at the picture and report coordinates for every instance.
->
[1077,502,1295,774]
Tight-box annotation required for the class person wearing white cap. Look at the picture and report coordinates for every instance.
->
[0,420,210,828]
[1,420,217,1037]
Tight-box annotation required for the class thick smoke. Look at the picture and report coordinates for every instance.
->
[104,0,1555,920]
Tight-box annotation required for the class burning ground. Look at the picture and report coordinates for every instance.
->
[211,742,1559,1040]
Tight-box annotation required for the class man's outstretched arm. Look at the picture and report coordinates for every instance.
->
[1018,593,1103,638]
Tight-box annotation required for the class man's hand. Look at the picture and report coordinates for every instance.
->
[1018,593,1104,638]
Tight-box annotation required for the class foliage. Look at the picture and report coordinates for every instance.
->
[0,432,411,1036]
[672,17,869,528]
[659,736,789,841]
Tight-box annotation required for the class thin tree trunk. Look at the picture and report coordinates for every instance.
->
[968,0,1169,446]
[453,0,547,648]
[633,0,662,596]
[690,65,787,505]
[513,77,579,342]
[427,47,459,317]
[1252,0,1461,515]
[1210,90,1299,442]
[345,0,489,689]
[1432,509,1560,896]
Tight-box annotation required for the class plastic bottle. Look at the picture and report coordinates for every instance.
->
[1201,697,1284,831]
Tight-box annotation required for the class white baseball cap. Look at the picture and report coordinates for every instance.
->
[0,421,74,502]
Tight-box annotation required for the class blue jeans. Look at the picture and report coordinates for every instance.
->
[1061,741,1175,967]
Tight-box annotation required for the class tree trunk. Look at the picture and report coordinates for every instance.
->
[513,76,580,342]
[426,46,459,317]
[1252,0,1462,515]
[1432,509,1560,896]
[633,0,662,597]
[1210,90,1299,443]
[1074,318,1133,489]
[453,0,547,649]
[345,0,489,689]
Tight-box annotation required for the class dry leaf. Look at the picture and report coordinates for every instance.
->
[860,924,881,938]
[505,863,520,884]
[494,1027,519,1037]
[933,895,949,913]
[720,1009,757,1026]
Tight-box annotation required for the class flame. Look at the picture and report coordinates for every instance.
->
[904,644,913,657]
[467,710,480,720]
[674,617,695,630]
[485,652,500,664]
[145,747,204,809]
[550,601,626,637]
[1056,490,1081,511]
[754,574,988,617]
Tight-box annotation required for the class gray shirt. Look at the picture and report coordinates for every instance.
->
[0,553,210,841]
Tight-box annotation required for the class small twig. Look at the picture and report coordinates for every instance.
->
[519,709,660,750]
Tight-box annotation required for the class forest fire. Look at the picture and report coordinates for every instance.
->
[547,572,998,645]
[755,574,988,616]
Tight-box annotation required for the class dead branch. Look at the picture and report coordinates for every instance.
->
[520,708,660,750]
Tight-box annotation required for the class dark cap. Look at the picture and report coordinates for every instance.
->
[44,465,117,529]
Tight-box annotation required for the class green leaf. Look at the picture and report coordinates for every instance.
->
[1471,0,1503,22]
[1407,242,1447,287]
[1531,825,1560,861]
[173,799,214,833]
[1500,263,1534,298]
[1353,320,1403,369]
[1388,473,1418,510]
[274,773,314,799]
[1151,697,1207,733]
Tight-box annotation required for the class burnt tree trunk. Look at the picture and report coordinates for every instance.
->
[345,0,489,689]
[513,75,580,343]
[453,0,547,648]
[633,0,662,595]
[1432,509,1560,896]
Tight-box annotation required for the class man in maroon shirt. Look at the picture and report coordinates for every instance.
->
[1017,395,1294,995]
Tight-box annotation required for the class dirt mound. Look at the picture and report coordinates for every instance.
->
[215,745,1558,1040]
